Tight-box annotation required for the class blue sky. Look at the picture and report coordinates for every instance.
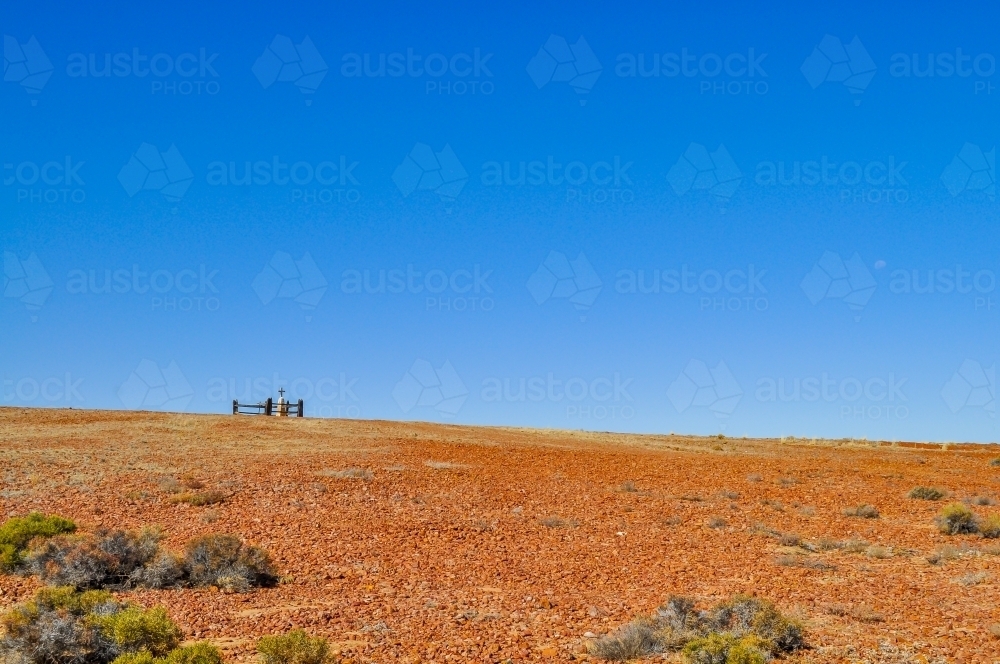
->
[2,1,997,442]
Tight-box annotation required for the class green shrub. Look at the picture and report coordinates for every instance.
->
[92,606,181,656]
[683,633,770,664]
[257,629,332,664]
[0,513,76,571]
[980,514,1000,539]
[937,502,980,535]
[909,486,946,501]
[184,534,276,592]
[112,642,223,664]
[990,458,1000,467]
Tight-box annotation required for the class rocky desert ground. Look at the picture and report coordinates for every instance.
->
[1,408,999,663]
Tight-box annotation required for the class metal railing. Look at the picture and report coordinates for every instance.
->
[232,398,304,417]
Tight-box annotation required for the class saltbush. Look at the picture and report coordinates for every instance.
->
[184,534,277,592]
[0,586,181,664]
[590,594,804,662]
[0,513,76,571]
[936,502,979,535]
[257,629,332,664]
[909,486,946,501]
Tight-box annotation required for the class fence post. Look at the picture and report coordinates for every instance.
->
[232,399,238,415]
[265,398,273,416]
[297,399,304,417]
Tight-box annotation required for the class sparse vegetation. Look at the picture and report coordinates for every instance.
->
[843,504,880,519]
[257,629,333,664]
[909,486,945,501]
[719,490,739,500]
[775,555,835,570]
[0,586,182,664]
[589,595,804,662]
[618,481,639,493]
[980,514,1000,538]
[112,642,224,664]
[707,517,726,529]
[954,571,988,586]
[320,468,373,480]
[183,534,277,592]
[966,495,996,506]
[539,515,578,528]
[0,513,77,572]
[990,458,1000,467]
[18,527,273,593]
[169,491,226,506]
[745,474,762,483]
[936,502,980,535]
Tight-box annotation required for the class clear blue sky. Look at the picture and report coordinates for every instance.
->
[2,1,998,442]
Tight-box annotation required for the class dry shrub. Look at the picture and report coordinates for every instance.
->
[183,534,277,592]
[590,595,804,663]
[908,486,945,500]
[321,468,373,480]
[618,481,639,493]
[539,515,578,528]
[980,514,1000,538]
[26,528,176,590]
[0,586,181,664]
[843,504,880,519]
[707,517,727,529]
[936,502,979,535]
[169,491,226,507]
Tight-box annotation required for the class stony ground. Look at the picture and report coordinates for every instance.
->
[1,408,999,663]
